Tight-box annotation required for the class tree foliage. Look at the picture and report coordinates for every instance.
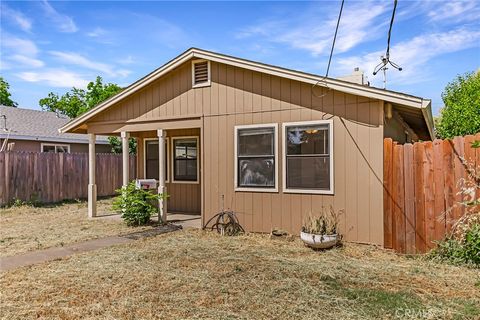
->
[436,71,480,139]
[39,76,136,153]
[0,77,18,107]
[39,76,122,118]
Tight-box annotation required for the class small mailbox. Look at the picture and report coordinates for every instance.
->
[135,179,157,190]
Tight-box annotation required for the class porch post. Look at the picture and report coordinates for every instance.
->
[88,133,97,218]
[121,131,130,187]
[157,129,167,223]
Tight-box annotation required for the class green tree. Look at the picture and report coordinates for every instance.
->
[436,71,480,139]
[39,76,136,153]
[0,77,18,107]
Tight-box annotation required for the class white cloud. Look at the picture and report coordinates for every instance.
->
[1,35,38,57]
[336,28,480,86]
[41,0,77,33]
[0,4,32,32]
[428,1,480,22]
[17,69,89,88]
[49,51,131,78]
[9,55,44,68]
[86,27,107,38]
[237,1,389,56]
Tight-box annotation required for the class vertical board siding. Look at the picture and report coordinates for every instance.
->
[0,152,136,205]
[85,61,385,245]
[383,133,480,253]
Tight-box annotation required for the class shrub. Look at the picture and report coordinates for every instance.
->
[302,206,343,235]
[112,181,166,226]
[431,222,480,267]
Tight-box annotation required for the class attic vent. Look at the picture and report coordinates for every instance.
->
[192,60,210,88]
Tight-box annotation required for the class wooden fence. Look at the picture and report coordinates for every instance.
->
[383,133,480,253]
[0,151,136,205]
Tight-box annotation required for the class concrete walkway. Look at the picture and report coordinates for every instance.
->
[0,216,201,272]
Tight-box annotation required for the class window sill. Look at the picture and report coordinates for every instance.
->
[235,187,278,193]
[283,188,334,195]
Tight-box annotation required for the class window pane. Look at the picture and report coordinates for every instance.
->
[286,125,328,155]
[175,159,197,181]
[42,145,55,153]
[56,146,69,153]
[286,156,330,190]
[238,127,274,156]
[238,157,274,187]
[175,139,197,159]
[174,139,197,181]
[145,140,167,180]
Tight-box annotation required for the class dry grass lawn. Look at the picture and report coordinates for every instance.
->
[1,229,479,319]
[0,198,152,257]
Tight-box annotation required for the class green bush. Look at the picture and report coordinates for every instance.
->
[430,223,480,267]
[112,182,165,226]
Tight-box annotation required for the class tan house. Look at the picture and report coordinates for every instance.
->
[60,48,434,246]
[0,106,111,153]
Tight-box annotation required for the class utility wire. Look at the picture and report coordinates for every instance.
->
[312,0,345,97]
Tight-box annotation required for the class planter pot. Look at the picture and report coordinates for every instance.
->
[300,231,338,249]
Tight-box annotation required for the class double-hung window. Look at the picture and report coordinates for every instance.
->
[172,137,198,183]
[283,120,333,194]
[144,138,169,182]
[235,124,278,192]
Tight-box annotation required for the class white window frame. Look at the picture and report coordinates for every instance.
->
[40,143,71,153]
[191,59,211,88]
[282,120,334,195]
[171,136,200,184]
[144,137,169,183]
[234,123,279,193]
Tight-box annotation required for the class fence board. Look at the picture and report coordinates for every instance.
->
[383,138,394,249]
[0,151,136,205]
[384,135,479,253]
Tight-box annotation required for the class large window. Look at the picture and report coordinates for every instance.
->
[144,138,169,182]
[234,124,278,192]
[283,120,333,194]
[172,137,198,183]
[41,143,70,153]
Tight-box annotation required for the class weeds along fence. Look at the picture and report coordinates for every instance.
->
[0,151,136,206]
[383,133,480,253]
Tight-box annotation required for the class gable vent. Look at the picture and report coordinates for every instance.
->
[192,60,210,88]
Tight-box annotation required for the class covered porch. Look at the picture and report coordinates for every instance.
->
[86,122,202,223]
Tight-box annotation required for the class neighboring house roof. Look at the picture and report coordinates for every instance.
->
[0,106,109,144]
[60,47,434,139]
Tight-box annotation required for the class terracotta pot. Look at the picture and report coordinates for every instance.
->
[300,231,338,249]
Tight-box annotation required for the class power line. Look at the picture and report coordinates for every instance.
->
[312,0,345,97]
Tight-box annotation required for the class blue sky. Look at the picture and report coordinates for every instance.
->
[1,1,479,115]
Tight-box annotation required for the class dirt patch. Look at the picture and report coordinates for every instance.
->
[1,230,478,319]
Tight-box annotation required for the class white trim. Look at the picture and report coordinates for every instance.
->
[191,59,211,88]
[0,134,110,144]
[144,137,170,183]
[40,142,71,153]
[59,48,433,139]
[234,123,279,193]
[282,120,334,195]
[171,136,200,184]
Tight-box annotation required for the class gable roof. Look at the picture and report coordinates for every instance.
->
[0,106,109,144]
[60,47,434,139]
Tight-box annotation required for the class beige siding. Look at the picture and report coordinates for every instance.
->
[86,61,384,245]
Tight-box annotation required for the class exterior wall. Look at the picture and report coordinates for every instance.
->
[136,128,201,214]
[86,60,385,245]
[0,139,111,153]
